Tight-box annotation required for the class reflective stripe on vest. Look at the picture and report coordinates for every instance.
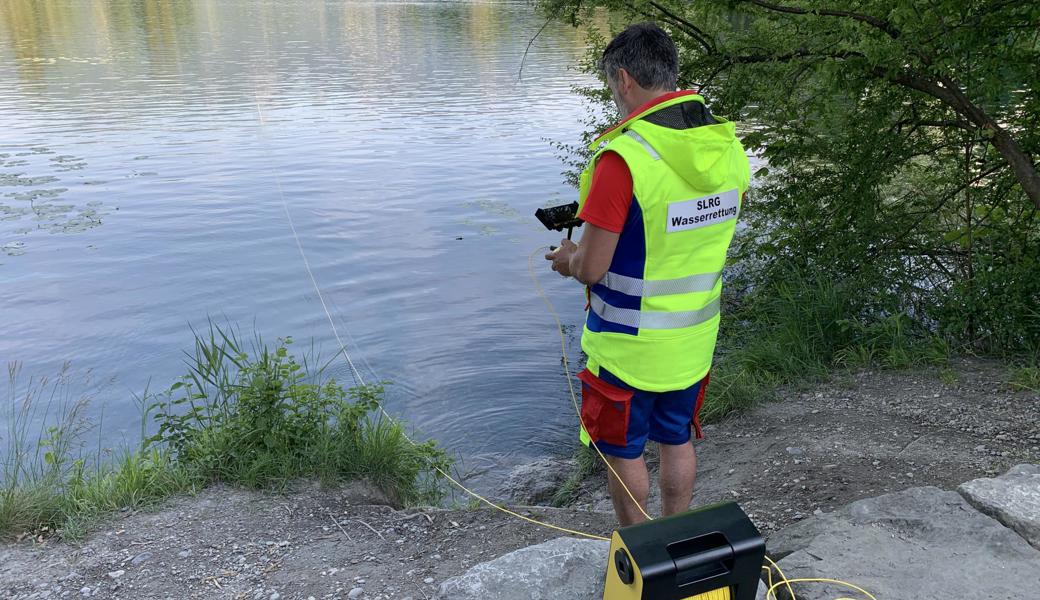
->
[599,270,722,298]
[590,292,721,330]
[624,130,660,161]
[576,94,750,391]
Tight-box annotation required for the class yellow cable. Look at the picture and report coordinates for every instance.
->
[256,92,608,542]
[531,247,877,600]
[762,559,877,600]
[528,246,653,521]
[766,578,877,600]
[260,88,879,589]
[764,555,796,600]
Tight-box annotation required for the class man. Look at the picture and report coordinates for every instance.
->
[546,22,750,526]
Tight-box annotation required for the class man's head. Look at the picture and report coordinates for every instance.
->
[599,22,679,116]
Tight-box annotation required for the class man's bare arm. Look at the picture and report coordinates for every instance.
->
[569,223,620,286]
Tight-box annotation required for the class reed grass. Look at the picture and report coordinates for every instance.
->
[1,324,448,541]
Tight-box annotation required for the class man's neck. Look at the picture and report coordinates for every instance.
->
[625,89,673,116]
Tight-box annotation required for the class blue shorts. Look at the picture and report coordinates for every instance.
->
[577,365,708,459]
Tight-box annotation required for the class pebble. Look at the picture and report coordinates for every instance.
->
[106,571,124,580]
[177,550,191,559]
[79,587,91,597]
[785,447,805,456]
[423,577,435,584]
[131,552,152,565]
[270,592,281,600]
[348,587,364,599]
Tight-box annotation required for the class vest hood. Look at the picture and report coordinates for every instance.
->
[630,119,743,191]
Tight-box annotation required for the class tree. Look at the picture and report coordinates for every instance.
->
[543,0,1040,354]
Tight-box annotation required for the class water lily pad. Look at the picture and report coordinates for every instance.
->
[6,188,68,202]
[465,198,522,222]
[32,202,75,218]
[1,241,27,256]
[0,204,32,220]
[0,173,60,187]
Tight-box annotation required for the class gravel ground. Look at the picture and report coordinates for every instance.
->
[549,358,1040,533]
[2,358,1037,599]
[0,482,616,600]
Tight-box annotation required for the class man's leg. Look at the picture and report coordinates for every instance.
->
[658,440,697,516]
[605,453,650,526]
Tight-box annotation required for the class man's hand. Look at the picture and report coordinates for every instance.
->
[545,239,578,277]
[544,224,620,285]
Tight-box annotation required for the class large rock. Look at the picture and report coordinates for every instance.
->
[767,486,1040,600]
[496,458,576,505]
[959,464,1040,549]
[436,536,770,600]
[436,537,609,600]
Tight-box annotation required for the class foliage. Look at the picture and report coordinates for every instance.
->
[702,265,950,420]
[147,325,450,505]
[541,0,1040,357]
[1,326,449,540]
[1008,365,1040,393]
[1,364,199,540]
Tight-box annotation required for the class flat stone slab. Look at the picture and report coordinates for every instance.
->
[959,464,1040,549]
[436,535,769,600]
[768,486,1040,600]
[435,537,610,600]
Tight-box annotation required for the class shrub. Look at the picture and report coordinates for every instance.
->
[1,325,448,540]
[147,325,449,505]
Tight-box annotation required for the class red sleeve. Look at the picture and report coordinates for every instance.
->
[577,151,632,234]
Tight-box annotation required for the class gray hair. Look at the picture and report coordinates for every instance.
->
[599,22,679,91]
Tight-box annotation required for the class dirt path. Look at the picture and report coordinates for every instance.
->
[0,483,617,600]
[562,359,1040,532]
[3,359,1037,599]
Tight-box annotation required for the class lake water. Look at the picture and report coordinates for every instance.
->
[0,0,612,483]
[0,0,756,488]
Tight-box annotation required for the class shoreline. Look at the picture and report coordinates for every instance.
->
[4,357,1037,599]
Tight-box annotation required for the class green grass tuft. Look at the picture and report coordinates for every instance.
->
[1008,365,1040,393]
[702,269,950,421]
[1,324,448,541]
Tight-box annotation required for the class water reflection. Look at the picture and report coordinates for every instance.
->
[1,0,604,485]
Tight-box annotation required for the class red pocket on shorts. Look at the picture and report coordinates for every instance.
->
[692,371,710,440]
[577,369,634,446]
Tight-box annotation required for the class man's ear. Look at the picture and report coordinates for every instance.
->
[615,67,634,94]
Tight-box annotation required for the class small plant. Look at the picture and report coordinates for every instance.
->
[550,444,603,507]
[1008,366,1040,393]
[147,324,449,504]
[939,368,959,386]
[1,363,195,540]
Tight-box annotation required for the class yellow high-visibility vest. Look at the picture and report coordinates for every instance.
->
[577,94,750,392]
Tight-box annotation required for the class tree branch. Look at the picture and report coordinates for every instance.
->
[647,1,715,53]
[729,48,864,64]
[743,0,901,39]
[885,70,1040,209]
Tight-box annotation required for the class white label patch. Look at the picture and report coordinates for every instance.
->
[666,188,740,233]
